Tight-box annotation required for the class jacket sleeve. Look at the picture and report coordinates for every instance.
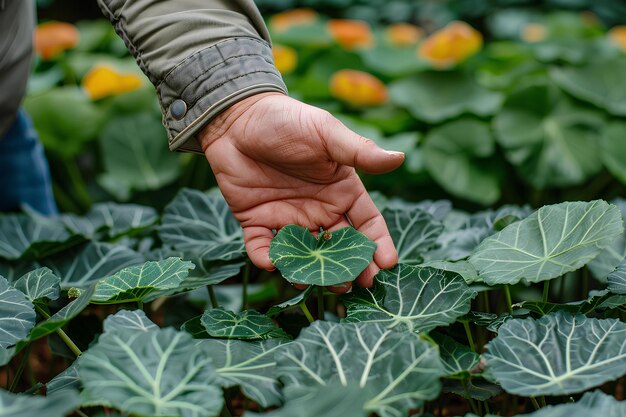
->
[96,0,287,154]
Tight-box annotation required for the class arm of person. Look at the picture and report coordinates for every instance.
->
[97,0,404,291]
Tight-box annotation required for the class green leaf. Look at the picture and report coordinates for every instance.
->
[91,258,195,304]
[587,198,626,282]
[431,333,480,376]
[23,87,105,158]
[383,207,443,264]
[267,286,314,317]
[244,384,369,417]
[423,118,500,205]
[20,285,95,346]
[78,328,223,417]
[196,339,287,407]
[0,389,80,417]
[276,321,444,417]
[418,260,481,284]
[469,200,623,285]
[443,377,502,401]
[493,83,604,188]
[201,308,284,340]
[269,225,376,286]
[0,214,80,261]
[484,311,626,396]
[343,264,476,333]
[601,121,626,186]
[499,390,626,417]
[102,310,158,335]
[359,44,429,77]
[13,267,60,302]
[550,57,626,116]
[47,363,80,394]
[608,262,626,295]
[98,113,181,201]
[159,188,245,262]
[40,242,144,289]
[0,277,36,348]
[143,262,244,302]
[389,72,503,123]
[61,203,158,239]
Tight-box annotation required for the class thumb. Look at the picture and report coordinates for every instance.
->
[319,114,405,174]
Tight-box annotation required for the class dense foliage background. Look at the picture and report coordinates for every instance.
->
[0,1,625,416]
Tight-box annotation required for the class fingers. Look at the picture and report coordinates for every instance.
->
[243,226,275,271]
[355,262,379,289]
[347,187,399,271]
[318,113,405,174]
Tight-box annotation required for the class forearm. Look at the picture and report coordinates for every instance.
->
[97,0,287,153]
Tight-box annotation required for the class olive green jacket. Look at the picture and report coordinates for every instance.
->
[0,0,287,153]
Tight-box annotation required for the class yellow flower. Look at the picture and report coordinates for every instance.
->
[419,21,483,68]
[34,21,79,60]
[328,19,374,50]
[521,23,547,43]
[82,65,143,100]
[272,45,298,75]
[386,23,423,46]
[609,26,626,52]
[269,9,317,32]
[330,70,387,107]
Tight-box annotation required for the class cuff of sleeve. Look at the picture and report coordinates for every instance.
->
[157,37,288,154]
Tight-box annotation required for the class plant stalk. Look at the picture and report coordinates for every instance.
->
[207,286,219,308]
[503,285,513,315]
[462,379,480,415]
[530,397,541,410]
[317,286,325,321]
[542,280,550,304]
[463,321,476,352]
[35,306,82,357]
[300,301,315,324]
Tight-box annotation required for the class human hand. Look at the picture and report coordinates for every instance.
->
[199,93,404,293]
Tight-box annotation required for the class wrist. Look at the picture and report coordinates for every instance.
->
[198,91,285,152]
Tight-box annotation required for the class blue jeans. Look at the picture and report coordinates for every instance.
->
[0,109,58,215]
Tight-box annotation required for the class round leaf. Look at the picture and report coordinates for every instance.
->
[269,225,376,286]
[493,83,604,188]
[343,264,476,333]
[423,118,500,205]
[13,267,60,302]
[484,311,626,396]
[608,261,626,295]
[389,72,503,123]
[469,200,623,285]
[201,308,284,340]
[383,207,443,264]
[92,258,194,303]
[550,58,626,116]
[78,327,223,417]
[276,321,444,417]
[159,188,245,262]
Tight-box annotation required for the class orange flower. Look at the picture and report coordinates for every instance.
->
[270,9,317,32]
[329,70,387,107]
[82,65,143,100]
[609,26,626,52]
[34,21,79,60]
[386,23,423,46]
[521,23,547,43]
[328,19,374,50]
[272,45,298,75]
[419,21,482,68]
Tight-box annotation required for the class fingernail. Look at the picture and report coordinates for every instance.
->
[331,283,349,289]
[385,150,404,157]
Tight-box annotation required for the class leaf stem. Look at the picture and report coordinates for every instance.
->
[137,300,144,311]
[35,305,82,357]
[9,345,31,392]
[503,285,513,315]
[462,379,480,415]
[481,291,491,314]
[530,397,541,410]
[463,321,476,352]
[542,280,550,304]
[317,286,325,321]
[207,286,219,308]
[75,410,90,417]
[242,260,251,311]
[300,301,315,324]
